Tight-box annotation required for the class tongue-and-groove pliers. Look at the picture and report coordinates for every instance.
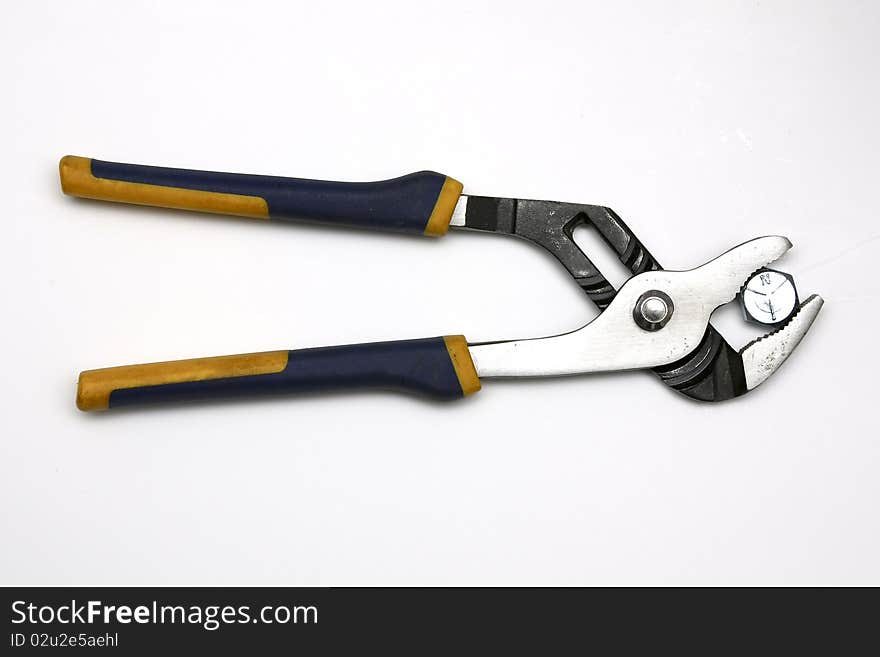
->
[60,156,823,411]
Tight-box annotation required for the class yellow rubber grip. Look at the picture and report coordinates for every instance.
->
[59,156,270,218]
[443,335,481,396]
[77,351,289,411]
[423,177,464,236]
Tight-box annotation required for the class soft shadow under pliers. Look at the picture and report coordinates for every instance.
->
[60,156,823,411]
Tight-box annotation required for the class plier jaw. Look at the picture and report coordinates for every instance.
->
[62,156,823,410]
[454,196,823,401]
[467,236,823,390]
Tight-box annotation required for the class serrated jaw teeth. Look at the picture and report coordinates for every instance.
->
[740,294,824,390]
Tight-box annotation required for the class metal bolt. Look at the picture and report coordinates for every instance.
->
[740,268,799,327]
[633,290,674,331]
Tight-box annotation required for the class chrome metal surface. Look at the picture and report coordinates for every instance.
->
[449,195,468,227]
[640,296,669,323]
[469,236,794,377]
[741,294,824,390]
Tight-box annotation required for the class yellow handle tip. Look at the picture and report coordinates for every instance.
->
[59,155,91,196]
[58,155,270,219]
[76,370,110,411]
[74,351,289,412]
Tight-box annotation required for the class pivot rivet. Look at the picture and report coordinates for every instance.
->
[633,290,674,331]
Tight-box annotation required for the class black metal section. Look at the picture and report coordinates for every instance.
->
[462,196,747,402]
[464,196,659,309]
[653,328,747,401]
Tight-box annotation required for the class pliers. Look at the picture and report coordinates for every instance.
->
[60,156,823,411]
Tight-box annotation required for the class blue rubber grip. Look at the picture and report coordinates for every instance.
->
[108,338,469,408]
[90,159,453,234]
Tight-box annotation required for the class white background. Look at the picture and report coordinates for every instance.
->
[1,1,877,585]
